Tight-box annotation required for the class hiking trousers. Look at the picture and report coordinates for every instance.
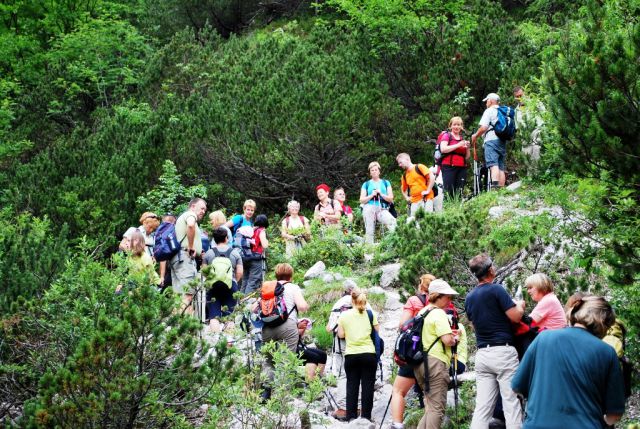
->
[471,345,522,429]
[410,199,434,216]
[344,353,377,421]
[362,205,396,244]
[261,318,299,383]
[414,356,449,429]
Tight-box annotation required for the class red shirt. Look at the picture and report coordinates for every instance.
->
[440,132,467,167]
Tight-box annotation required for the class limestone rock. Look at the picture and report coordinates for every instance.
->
[343,279,358,291]
[506,180,522,191]
[321,273,335,283]
[379,263,401,288]
[488,206,505,218]
[334,272,344,281]
[304,261,326,279]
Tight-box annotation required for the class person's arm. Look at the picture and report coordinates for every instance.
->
[419,166,434,196]
[440,333,456,347]
[400,176,410,202]
[326,200,342,221]
[159,261,167,286]
[259,229,268,249]
[604,414,623,425]
[293,288,309,313]
[186,215,196,258]
[398,309,414,329]
[313,205,322,222]
[234,260,243,282]
[382,181,394,203]
[224,219,235,229]
[281,219,292,240]
[337,323,345,339]
[506,303,524,323]
[471,125,489,145]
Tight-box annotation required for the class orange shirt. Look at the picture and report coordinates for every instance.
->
[401,164,434,203]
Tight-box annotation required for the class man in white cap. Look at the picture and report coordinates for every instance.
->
[471,93,506,188]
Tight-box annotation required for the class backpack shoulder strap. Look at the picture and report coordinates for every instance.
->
[223,247,233,258]
[212,247,220,258]
[366,309,374,331]
[418,293,427,306]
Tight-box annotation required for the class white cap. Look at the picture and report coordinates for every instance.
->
[122,227,137,239]
[482,93,500,102]
[428,279,459,296]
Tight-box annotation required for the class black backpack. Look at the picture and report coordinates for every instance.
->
[393,302,438,368]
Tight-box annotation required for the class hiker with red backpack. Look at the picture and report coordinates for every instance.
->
[396,153,436,216]
[242,214,269,295]
[313,183,343,226]
[390,273,435,429]
[281,200,311,257]
[437,117,471,198]
[255,263,309,400]
[471,93,517,189]
[359,161,397,244]
[202,227,243,332]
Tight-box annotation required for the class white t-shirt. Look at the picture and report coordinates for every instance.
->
[479,105,500,142]
[282,282,302,323]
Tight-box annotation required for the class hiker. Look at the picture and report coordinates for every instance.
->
[258,263,309,399]
[138,212,160,258]
[225,199,256,238]
[242,214,269,295]
[439,117,471,198]
[396,153,435,216]
[209,210,233,245]
[413,280,459,429]
[471,93,507,188]
[325,283,372,420]
[359,161,397,244]
[203,227,243,332]
[119,227,138,252]
[171,197,207,314]
[523,273,566,330]
[281,200,311,257]
[430,165,444,213]
[390,273,435,429]
[128,230,160,284]
[333,187,354,223]
[512,295,625,427]
[336,289,379,422]
[465,253,525,429]
[158,213,176,292]
[297,318,327,381]
[314,183,343,226]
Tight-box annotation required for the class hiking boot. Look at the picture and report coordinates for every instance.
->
[331,409,347,420]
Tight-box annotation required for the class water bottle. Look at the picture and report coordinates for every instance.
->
[411,335,420,351]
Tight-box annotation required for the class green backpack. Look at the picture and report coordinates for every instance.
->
[208,247,234,289]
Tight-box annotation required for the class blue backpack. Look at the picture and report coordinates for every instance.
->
[234,232,257,261]
[491,105,517,141]
[153,222,182,262]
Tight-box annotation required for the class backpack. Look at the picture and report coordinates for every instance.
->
[153,222,181,262]
[234,227,257,261]
[434,131,448,167]
[403,164,439,198]
[259,280,296,328]
[315,198,335,215]
[366,309,384,362]
[208,247,234,289]
[251,227,265,255]
[491,105,517,141]
[393,306,440,368]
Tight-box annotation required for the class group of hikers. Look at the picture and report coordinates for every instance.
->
[113,89,629,428]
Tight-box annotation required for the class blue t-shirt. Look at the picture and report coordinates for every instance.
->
[512,327,625,429]
[231,214,253,234]
[464,283,515,347]
[362,179,391,207]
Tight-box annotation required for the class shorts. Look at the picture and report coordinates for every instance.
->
[484,139,506,171]
[398,365,417,378]
[170,251,197,294]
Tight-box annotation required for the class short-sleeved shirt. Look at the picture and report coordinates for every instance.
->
[338,308,377,355]
[231,214,253,234]
[530,293,567,330]
[402,294,428,318]
[512,327,625,429]
[128,253,160,285]
[362,179,392,207]
[281,282,302,323]
[314,199,342,225]
[465,282,516,347]
[204,245,242,280]
[479,105,500,142]
[440,132,467,167]
[175,210,202,254]
[138,226,155,257]
[400,164,434,203]
[421,307,453,365]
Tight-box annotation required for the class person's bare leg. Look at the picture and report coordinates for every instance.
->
[391,375,415,426]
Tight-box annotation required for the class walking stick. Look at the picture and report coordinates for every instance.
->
[472,139,480,197]
[379,393,392,429]
[451,314,460,428]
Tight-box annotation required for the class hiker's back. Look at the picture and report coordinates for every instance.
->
[465,283,514,346]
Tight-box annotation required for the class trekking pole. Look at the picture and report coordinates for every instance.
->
[472,138,480,197]
[324,389,339,412]
[452,350,459,429]
[379,393,392,429]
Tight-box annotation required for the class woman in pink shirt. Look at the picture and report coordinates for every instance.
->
[390,274,435,429]
[525,273,567,330]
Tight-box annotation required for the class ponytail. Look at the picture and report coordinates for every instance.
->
[351,290,367,313]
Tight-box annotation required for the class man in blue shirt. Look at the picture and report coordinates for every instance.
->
[465,253,525,429]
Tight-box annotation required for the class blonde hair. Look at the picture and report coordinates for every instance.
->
[243,199,256,210]
[275,263,294,281]
[129,230,146,257]
[525,273,554,295]
[209,210,227,228]
[395,153,411,162]
[368,161,381,172]
[351,290,368,313]
[418,274,436,294]
[568,295,616,338]
[448,116,464,129]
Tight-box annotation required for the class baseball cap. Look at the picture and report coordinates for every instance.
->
[428,279,459,296]
[482,93,500,102]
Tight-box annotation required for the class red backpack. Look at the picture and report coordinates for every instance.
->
[251,227,265,255]
[259,281,296,327]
